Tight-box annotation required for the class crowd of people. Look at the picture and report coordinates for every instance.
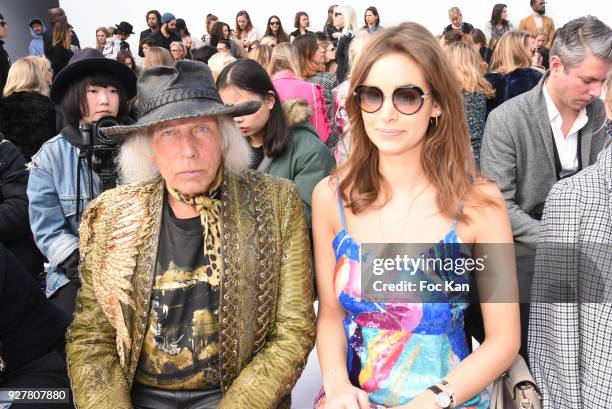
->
[0,2,611,409]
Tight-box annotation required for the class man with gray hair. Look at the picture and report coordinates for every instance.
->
[65,60,315,408]
[480,16,612,360]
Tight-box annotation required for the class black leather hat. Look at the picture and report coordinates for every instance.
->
[104,60,261,136]
[49,48,137,104]
[115,21,134,34]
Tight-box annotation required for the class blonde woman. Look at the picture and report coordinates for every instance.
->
[95,27,111,52]
[49,21,73,78]
[269,43,331,141]
[0,57,56,159]
[445,42,495,167]
[335,4,358,83]
[485,31,543,114]
[142,46,174,70]
[248,44,273,71]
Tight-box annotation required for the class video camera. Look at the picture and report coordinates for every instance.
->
[78,116,121,193]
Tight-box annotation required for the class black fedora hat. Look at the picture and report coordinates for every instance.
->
[50,48,137,104]
[115,21,134,34]
[104,60,261,136]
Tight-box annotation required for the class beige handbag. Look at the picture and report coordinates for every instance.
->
[490,355,542,409]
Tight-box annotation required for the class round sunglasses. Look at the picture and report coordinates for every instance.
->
[354,85,431,115]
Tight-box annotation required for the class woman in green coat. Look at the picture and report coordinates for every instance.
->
[217,59,335,227]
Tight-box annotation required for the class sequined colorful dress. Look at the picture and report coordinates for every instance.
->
[314,194,489,408]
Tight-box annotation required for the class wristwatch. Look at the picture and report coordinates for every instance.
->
[427,384,454,409]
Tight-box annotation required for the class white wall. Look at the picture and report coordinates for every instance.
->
[60,0,611,59]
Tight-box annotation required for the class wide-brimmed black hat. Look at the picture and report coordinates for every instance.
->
[115,21,134,34]
[49,48,137,104]
[104,60,261,136]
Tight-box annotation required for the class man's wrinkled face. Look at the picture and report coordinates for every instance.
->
[149,117,223,197]
[31,22,43,35]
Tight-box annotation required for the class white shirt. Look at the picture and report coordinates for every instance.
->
[533,13,543,29]
[543,83,588,176]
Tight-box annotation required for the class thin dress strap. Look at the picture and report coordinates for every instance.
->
[450,202,464,231]
[336,182,348,231]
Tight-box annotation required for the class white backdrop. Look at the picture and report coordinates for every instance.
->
[60,0,611,60]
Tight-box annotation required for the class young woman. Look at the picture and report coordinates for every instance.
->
[263,15,290,44]
[320,38,338,74]
[312,23,519,409]
[116,50,138,74]
[294,34,338,136]
[210,21,243,59]
[485,31,543,114]
[95,27,110,52]
[290,12,313,42]
[362,6,382,35]
[269,43,331,141]
[335,4,358,83]
[445,42,495,167]
[0,56,56,160]
[201,13,218,45]
[324,4,342,47]
[27,48,136,321]
[469,28,493,67]
[485,4,514,43]
[49,21,73,79]
[217,59,335,228]
[235,10,258,52]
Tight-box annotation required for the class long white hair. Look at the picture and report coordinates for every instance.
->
[118,115,251,184]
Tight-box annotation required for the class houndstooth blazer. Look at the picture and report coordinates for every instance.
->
[529,145,612,409]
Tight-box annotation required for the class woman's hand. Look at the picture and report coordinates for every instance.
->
[324,380,371,409]
[396,389,438,409]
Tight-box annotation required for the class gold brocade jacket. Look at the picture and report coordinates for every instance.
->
[65,170,316,409]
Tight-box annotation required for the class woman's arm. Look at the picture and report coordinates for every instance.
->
[312,178,370,409]
[402,182,520,409]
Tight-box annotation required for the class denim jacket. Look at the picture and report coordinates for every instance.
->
[27,131,100,297]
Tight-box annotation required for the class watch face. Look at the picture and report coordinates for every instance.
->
[435,392,451,408]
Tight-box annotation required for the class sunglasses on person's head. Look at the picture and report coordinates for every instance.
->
[353,85,431,115]
[270,21,280,26]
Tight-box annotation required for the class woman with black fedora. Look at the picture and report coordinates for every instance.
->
[27,48,136,321]
[102,21,134,59]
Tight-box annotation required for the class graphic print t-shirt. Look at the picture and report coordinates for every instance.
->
[136,198,221,390]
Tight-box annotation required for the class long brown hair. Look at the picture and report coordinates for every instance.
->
[338,23,492,221]
[293,34,324,78]
[52,21,71,49]
[234,10,254,40]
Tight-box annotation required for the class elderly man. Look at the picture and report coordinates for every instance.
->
[66,60,315,409]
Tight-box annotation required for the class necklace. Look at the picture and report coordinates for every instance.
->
[379,183,430,243]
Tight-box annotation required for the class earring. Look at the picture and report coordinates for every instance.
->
[429,116,439,128]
